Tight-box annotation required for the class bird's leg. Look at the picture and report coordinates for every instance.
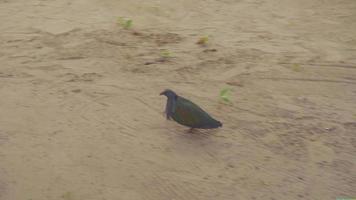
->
[187,128,195,133]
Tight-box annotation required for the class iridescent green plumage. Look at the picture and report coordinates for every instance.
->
[160,89,222,129]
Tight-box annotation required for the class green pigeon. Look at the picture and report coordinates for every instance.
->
[160,89,222,129]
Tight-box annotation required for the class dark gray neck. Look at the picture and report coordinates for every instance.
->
[165,96,177,119]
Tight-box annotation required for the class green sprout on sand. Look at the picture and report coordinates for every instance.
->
[220,88,232,104]
[160,50,171,59]
[196,36,209,46]
[117,17,133,29]
[291,63,303,72]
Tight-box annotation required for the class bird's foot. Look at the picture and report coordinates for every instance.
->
[186,128,196,134]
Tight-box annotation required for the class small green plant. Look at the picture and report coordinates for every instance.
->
[220,88,232,104]
[160,49,171,58]
[196,36,209,46]
[117,17,133,29]
[290,63,303,72]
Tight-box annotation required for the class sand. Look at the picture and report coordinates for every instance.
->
[0,0,355,199]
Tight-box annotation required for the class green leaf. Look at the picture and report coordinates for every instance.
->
[160,50,171,58]
[124,19,132,29]
[291,63,303,72]
[197,36,209,45]
[220,88,232,103]
[117,17,133,29]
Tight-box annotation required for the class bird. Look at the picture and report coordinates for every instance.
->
[160,89,222,129]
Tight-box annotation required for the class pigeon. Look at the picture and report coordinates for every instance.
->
[160,89,222,129]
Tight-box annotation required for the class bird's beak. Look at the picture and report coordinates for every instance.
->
[159,92,164,95]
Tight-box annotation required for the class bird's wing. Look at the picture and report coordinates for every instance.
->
[173,97,217,128]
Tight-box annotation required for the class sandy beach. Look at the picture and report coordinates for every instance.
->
[0,0,355,199]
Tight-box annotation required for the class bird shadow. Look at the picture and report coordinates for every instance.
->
[165,127,223,158]
[171,127,221,141]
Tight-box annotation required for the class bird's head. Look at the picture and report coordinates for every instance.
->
[160,89,177,98]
